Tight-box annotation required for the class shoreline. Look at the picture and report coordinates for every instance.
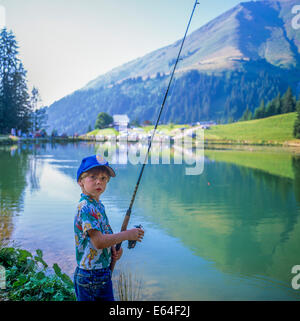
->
[1,135,300,154]
[0,136,85,146]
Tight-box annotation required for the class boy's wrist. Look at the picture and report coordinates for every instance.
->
[120,230,130,241]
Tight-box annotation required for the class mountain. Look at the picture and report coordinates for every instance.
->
[47,0,300,134]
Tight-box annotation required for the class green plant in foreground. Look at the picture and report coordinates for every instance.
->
[0,247,75,301]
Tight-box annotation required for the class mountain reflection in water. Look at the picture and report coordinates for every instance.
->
[0,142,299,300]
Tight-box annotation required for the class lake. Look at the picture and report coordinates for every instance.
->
[0,141,300,300]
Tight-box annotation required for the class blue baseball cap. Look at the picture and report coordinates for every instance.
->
[77,155,116,181]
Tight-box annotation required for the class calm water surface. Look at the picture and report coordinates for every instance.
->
[0,142,300,300]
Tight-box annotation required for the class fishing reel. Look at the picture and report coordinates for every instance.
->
[128,224,143,249]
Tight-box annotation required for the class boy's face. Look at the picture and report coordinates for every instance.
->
[78,168,110,201]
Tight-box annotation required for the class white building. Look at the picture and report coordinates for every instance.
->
[113,114,130,132]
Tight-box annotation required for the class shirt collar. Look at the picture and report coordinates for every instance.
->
[80,193,101,207]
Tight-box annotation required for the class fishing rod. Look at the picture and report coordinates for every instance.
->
[110,0,199,272]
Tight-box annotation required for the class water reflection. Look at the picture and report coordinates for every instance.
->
[0,142,299,299]
[0,144,49,242]
[113,162,299,285]
[292,156,300,203]
[0,146,29,242]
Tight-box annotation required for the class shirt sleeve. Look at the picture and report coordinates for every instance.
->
[99,202,113,234]
[80,204,102,239]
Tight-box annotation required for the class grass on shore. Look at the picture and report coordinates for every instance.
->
[85,128,119,136]
[202,112,297,145]
[0,135,18,144]
[87,113,298,146]
[1,112,299,147]
[115,268,144,301]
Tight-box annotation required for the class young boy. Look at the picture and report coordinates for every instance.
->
[74,154,144,301]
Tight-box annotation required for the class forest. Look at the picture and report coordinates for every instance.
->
[47,59,300,135]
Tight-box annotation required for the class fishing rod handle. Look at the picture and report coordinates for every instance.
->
[115,242,122,252]
[128,224,143,249]
[115,208,131,251]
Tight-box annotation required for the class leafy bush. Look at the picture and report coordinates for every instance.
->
[0,247,75,301]
[95,112,113,130]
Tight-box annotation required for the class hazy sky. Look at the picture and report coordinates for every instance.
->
[0,0,249,106]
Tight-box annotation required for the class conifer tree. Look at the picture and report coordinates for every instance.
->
[293,100,300,139]
[265,99,277,117]
[240,105,252,121]
[274,93,282,115]
[282,87,296,114]
[0,28,32,134]
[254,100,266,119]
[30,87,47,132]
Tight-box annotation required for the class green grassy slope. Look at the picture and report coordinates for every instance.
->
[85,113,299,147]
[85,128,119,136]
[203,112,297,144]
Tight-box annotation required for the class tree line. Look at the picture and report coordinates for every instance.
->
[239,86,300,138]
[47,64,294,135]
[240,87,299,121]
[0,28,47,135]
[294,101,300,139]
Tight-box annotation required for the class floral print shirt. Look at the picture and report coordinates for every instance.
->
[74,193,113,270]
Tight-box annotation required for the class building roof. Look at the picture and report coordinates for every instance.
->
[113,114,129,123]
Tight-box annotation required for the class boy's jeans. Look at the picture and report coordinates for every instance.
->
[74,266,115,301]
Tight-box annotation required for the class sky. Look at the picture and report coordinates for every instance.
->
[0,0,250,106]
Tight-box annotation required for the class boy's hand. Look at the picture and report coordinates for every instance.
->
[127,228,144,242]
[111,245,123,262]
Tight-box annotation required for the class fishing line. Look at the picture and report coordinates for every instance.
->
[162,68,180,124]
[110,0,199,271]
